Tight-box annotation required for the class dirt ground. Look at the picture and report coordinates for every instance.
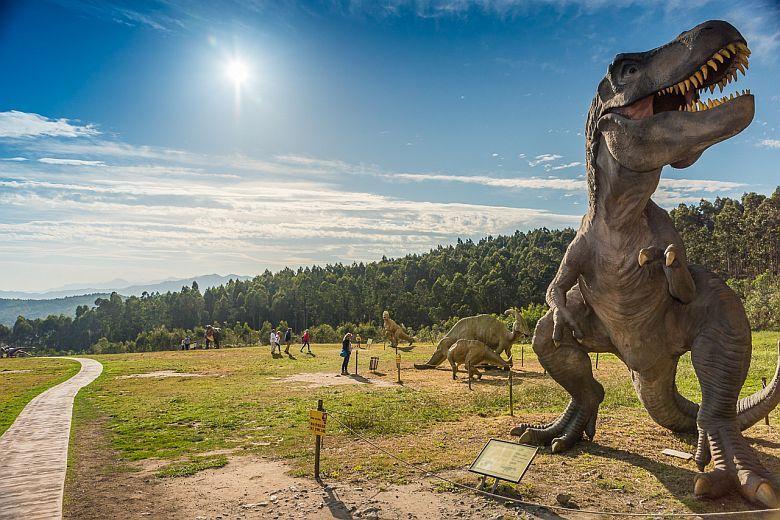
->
[64,413,553,520]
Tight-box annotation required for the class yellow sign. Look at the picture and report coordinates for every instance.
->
[309,410,327,436]
[469,439,537,483]
[395,354,401,365]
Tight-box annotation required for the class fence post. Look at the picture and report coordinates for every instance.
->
[396,345,401,384]
[595,352,599,370]
[355,349,359,376]
[521,344,524,368]
[763,377,770,425]
[468,361,472,390]
[314,399,324,481]
[509,370,514,416]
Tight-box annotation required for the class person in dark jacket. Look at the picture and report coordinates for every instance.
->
[340,332,353,375]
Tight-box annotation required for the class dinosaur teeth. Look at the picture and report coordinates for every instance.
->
[713,51,725,64]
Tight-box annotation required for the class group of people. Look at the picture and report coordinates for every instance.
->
[269,328,312,355]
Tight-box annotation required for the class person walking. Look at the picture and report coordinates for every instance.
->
[283,327,293,354]
[300,329,312,354]
[340,332,353,375]
[270,329,279,355]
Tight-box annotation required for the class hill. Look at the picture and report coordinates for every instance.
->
[0,274,251,300]
[0,294,108,326]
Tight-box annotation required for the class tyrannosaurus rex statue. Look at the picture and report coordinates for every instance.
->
[511,20,780,507]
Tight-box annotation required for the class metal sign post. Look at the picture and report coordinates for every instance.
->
[763,377,770,425]
[395,347,402,384]
[355,348,359,376]
[509,370,514,416]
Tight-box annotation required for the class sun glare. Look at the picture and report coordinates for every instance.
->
[226,59,249,86]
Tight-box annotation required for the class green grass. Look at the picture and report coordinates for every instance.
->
[0,357,81,435]
[69,333,780,514]
[155,455,228,478]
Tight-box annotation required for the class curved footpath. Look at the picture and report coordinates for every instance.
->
[0,358,103,520]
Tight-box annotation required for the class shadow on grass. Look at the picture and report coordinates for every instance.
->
[564,440,780,514]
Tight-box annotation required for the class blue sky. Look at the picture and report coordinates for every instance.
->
[0,0,778,291]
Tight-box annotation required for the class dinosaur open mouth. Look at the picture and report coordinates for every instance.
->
[615,41,751,120]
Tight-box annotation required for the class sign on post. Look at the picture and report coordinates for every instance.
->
[469,438,538,483]
[309,409,327,436]
[395,354,401,365]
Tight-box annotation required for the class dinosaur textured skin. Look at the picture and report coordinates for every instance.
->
[414,308,530,369]
[447,339,510,380]
[511,20,780,507]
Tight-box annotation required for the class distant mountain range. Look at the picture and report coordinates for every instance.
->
[0,274,251,325]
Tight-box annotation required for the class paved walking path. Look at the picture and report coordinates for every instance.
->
[0,358,103,520]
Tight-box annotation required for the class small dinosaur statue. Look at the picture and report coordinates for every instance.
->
[511,20,780,507]
[447,339,510,380]
[382,310,414,347]
[415,308,530,369]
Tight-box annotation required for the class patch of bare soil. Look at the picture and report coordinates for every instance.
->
[278,372,395,388]
[117,370,207,379]
[64,409,175,519]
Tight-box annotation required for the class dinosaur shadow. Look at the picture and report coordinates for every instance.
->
[394,346,414,352]
[560,440,780,514]
[318,482,353,520]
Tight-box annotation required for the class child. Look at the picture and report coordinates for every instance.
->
[340,332,353,375]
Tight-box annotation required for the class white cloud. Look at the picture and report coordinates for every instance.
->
[528,153,562,167]
[1,157,27,161]
[0,111,100,139]
[39,157,105,166]
[759,139,780,149]
[389,172,585,190]
[550,162,582,170]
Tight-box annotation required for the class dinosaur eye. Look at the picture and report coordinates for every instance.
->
[622,63,639,76]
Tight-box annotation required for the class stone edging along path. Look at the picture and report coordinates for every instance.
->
[0,358,103,520]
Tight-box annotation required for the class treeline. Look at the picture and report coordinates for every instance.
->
[0,228,570,353]
[1,188,778,353]
[670,188,780,278]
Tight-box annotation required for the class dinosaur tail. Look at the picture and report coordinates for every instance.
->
[737,340,780,431]
[414,337,453,369]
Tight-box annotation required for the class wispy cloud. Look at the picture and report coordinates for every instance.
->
[758,139,780,149]
[38,157,106,166]
[550,162,582,171]
[0,111,100,139]
[528,153,562,167]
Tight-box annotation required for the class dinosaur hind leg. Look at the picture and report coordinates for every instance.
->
[691,331,778,507]
[630,359,698,433]
[511,299,608,452]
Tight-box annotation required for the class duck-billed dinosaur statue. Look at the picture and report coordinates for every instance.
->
[511,20,780,507]
[414,308,530,369]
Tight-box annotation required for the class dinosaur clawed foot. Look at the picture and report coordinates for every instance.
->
[694,422,778,508]
[638,244,680,267]
[511,401,598,452]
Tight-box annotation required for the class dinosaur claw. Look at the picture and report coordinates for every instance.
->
[638,248,651,266]
[664,244,678,267]
[755,482,778,508]
[694,474,712,497]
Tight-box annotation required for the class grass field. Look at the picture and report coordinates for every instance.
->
[57,331,780,516]
[0,356,81,436]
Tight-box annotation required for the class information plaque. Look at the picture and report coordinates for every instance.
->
[309,410,327,436]
[469,439,538,483]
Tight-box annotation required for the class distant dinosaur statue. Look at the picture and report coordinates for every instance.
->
[415,308,530,369]
[511,20,780,507]
[382,310,414,347]
[447,339,510,380]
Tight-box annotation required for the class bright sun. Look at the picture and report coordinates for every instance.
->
[226,59,249,86]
